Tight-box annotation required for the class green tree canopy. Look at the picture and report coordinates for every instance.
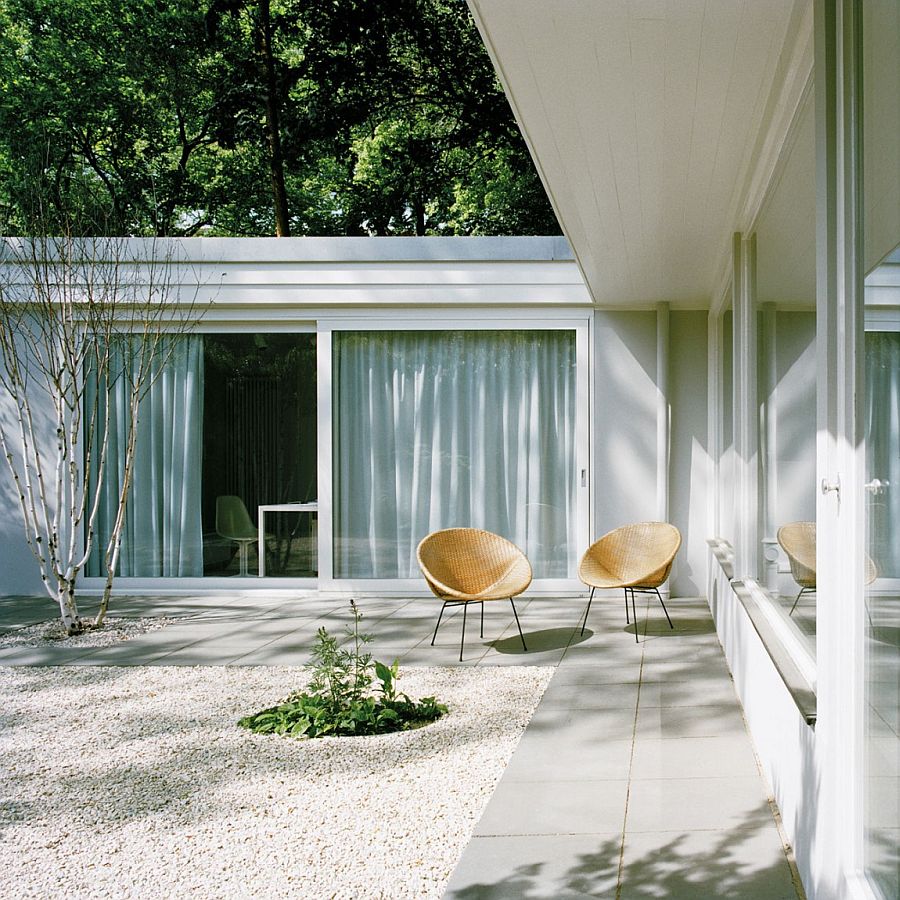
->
[0,0,560,237]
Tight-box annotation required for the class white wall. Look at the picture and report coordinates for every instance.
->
[669,311,711,596]
[593,309,711,597]
[772,311,817,596]
[707,557,817,895]
[0,237,718,598]
[593,310,658,535]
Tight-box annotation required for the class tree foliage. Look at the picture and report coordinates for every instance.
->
[0,0,559,237]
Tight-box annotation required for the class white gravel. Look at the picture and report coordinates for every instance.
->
[0,617,184,649]
[0,665,552,899]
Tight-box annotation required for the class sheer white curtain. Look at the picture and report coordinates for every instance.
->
[866,331,900,578]
[88,337,204,577]
[334,330,576,578]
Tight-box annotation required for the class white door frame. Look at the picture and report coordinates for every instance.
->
[813,2,876,897]
[316,309,593,594]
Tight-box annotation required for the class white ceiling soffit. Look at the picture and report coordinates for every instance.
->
[468,0,813,308]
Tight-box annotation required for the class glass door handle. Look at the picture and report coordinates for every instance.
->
[821,475,841,497]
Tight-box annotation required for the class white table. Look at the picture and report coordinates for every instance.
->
[257,502,318,576]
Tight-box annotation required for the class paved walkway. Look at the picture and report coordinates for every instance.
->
[0,591,804,899]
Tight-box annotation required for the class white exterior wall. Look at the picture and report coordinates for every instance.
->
[707,555,817,892]
[773,310,818,597]
[0,236,726,599]
[592,309,712,597]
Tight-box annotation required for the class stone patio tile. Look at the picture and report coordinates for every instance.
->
[502,736,634,783]
[549,663,643,685]
[630,735,761,780]
[637,676,739,708]
[637,657,732,680]
[626,777,773,833]
[0,644,104,665]
[444,833,622,899]
[475,778,630,836]
[635,702,748,740]
[539,679,641,710]
[618,827,800,899]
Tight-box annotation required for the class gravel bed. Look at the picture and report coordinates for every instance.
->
[0,665,553,899]
[0,617,184,649]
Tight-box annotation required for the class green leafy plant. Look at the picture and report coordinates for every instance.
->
[238,599,447,739]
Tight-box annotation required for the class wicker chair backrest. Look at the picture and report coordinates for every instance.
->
[417,528,529,597]
[581,521,681,587]
[777,522,816,588]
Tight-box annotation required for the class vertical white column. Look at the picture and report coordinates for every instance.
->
[707,309,722,540]
[733,232,759,579]
[761,302,780,592]
[813,0,866,894]
[316,324,334,585]
[656,301,670,525]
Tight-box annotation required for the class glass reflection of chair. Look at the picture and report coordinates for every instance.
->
[778,521,878,616]
[777,522,816,615]
[216,495,258,576]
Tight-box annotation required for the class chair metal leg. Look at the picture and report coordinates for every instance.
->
[509,598,527,651]
[431,602,448,645]
[630,588,639,643]
[654,587,674,629]
[624,587,630,624]
[460,602,468,662]
[480,601,484,638]
[789,587,813,615]
[580,587,595,635]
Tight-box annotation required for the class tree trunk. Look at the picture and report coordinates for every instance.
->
[57,578,83,635]
[256,0,290,237]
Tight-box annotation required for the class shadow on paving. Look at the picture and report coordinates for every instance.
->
[448,815,803,899]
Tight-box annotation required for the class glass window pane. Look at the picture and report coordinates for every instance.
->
[202,334,317,577]
[333,330,577,579]
[863,0,900,892]
[87,332,317,579]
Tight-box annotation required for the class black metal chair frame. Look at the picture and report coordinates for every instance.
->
[788,585,815,615]
[431,597,528,661]
[580,585,674,643]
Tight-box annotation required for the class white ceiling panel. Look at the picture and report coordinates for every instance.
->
[469,0,810,307]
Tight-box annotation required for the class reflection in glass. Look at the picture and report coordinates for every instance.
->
[87,333,317,578]
[864,329,900,897]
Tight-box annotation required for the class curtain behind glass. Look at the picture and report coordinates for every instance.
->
[865,332,900,578]
[334,330,576,578]
[87,336,204,577]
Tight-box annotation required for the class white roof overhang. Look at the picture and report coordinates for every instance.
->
[468,0,814,309]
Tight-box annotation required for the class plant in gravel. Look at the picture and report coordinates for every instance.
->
[238,600,447,738]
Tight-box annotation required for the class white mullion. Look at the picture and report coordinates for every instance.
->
[733,233,760,579]
[814,0,868,894]
[316,324,334,587]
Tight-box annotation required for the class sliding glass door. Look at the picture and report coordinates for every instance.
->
[86,331,317,579]
[332,329,579,580]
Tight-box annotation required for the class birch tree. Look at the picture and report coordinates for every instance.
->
[0,232,202,634]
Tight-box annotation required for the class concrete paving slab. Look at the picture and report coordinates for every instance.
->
[618,827,800,899]
[475,778,630,837]
[625,777,774,833]
[444,833,622,899]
